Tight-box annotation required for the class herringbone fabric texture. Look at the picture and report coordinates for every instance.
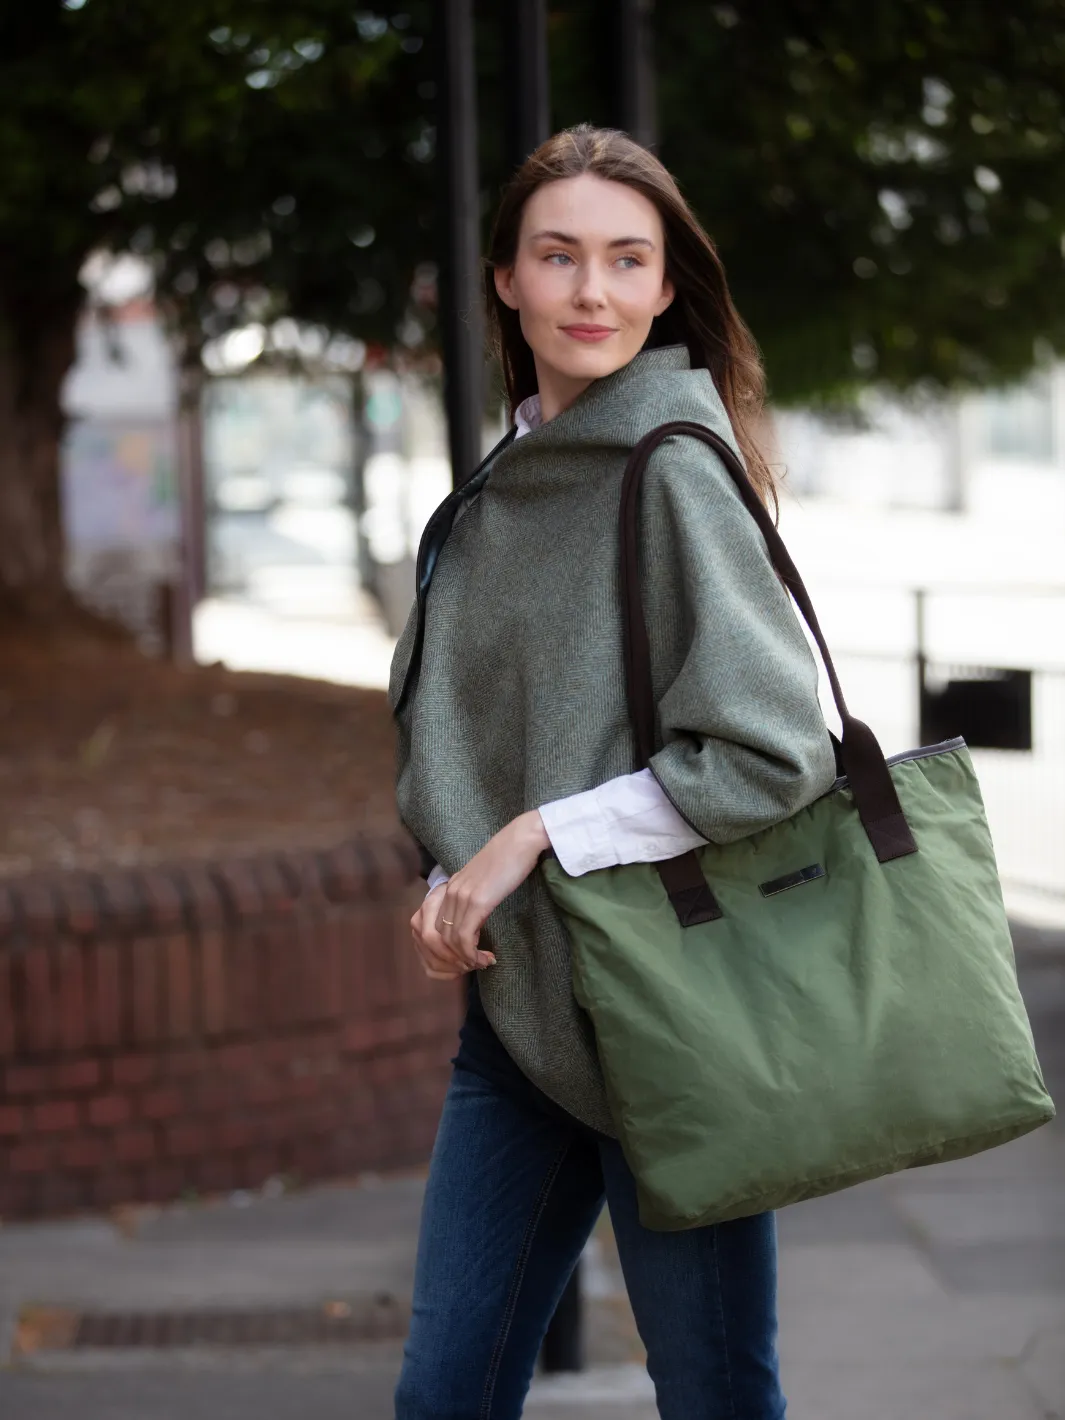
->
[389,344,837,1132]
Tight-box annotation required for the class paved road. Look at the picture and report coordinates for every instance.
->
[1,924,1061,1420]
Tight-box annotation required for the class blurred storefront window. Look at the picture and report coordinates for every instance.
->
[61,297,181,650]
[979,375,1055,463]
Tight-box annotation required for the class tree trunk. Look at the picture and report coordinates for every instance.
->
[0,291,109,632]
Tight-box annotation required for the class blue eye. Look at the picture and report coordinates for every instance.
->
[616,255,641,269]
[546,251,573,265]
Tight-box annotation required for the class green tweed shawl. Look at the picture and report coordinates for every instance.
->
[389,344,837,1134]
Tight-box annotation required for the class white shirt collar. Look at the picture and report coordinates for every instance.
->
[514,392,542,439]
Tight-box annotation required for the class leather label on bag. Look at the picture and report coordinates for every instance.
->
[758,864,826,897]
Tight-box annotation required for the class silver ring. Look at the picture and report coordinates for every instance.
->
[441,918,455,926]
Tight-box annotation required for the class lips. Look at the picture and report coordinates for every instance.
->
[561,325,617,342]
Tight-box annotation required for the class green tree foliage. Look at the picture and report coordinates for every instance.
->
[2,1,1065,622]
[0,0,436,622]
[649,1,1065,402]
[1,1,437,351]
[539,2,1065,401]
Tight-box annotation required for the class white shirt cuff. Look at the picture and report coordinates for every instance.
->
[538,769,708,877]
[425,863,450,895]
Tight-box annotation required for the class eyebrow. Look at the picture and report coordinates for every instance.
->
[527,229,657,250]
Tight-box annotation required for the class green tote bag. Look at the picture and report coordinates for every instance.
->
[541,420,1055,1232]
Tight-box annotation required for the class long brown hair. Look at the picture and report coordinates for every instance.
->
[484,124,777,514]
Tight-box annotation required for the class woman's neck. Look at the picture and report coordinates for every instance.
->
[533,359,597,424]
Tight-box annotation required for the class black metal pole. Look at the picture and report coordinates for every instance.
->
[616,0,657,147]
[437,0,484,488]
[503,0,550,168]
[500,0,585,1378]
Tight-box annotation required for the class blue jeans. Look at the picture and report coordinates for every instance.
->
[394,1064,786,1419]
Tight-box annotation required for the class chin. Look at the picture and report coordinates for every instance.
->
[554,340,634,380]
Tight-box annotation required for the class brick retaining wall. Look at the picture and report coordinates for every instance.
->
[0,834,461,1219]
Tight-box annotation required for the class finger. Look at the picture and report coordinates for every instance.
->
[414,930,467,977]
[435,889,481,968]
[446,891,492,968]
[423,963,466,981]
[434,880,491,971]
[414,903,468,971]
[413,919,471,976]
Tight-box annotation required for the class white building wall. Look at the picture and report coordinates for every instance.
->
[775,370,1065,910]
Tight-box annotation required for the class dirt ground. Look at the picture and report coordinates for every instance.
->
[0,637,401,879]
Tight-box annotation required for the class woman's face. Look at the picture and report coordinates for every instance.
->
[494,173,675,411]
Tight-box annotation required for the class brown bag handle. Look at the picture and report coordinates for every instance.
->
[619,420,917,890]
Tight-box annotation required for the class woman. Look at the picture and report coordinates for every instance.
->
[389,125,836,1420]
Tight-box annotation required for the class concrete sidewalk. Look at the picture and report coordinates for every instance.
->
[1,924,1061,1420]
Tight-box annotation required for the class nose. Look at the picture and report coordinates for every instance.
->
[574,259,607,309]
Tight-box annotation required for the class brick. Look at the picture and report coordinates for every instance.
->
[111,1053,156,1088]
[214,860,263,918]
[389,831,423,883]
[260,924,296,1029]
[91,939,123,1048]
[140,1087,182,1120]
[219,933,248,1033]
[376,1015,411,1047]
[215,1041,258,1074]
[22,947,55,1053]
[17,878,61,936]
[164,1121,208,1158]
[139,869,185,929]
[319,917,343,1021]
[277,850,323,903]
[0,1104,24,1136]
[340,910,370,1017]
[95,870,147,931]
[165,934,193,1039]
[32,1099,80,1133]
[60,1133,107,1170]
[245,1073,286,1108]
[0,881,17,940]
[199,929,226,1035]
[113,1128,156,1165]
[367,1054,397,1088]
[56,940,88,1053]
[0,951,15,1056]
[372,837,419,897]
[301,915,333,1025]
[4,1063,48,1096]
[243,1147,280,1187]
[10,1141,51,1174]
[195,1155,238,1194]
[87,1093,130,1128]
[178,864,228,929]
[213,1117,254,1152]
[317,842,366,904]
[293,1134,332,1178]
[0,1175,34,1216]
[90,1169,137,1209]
[340,1019,380,1055]
[164,1048,208,1079]
[58,873,100,937]
[36,1173,89,1215]
[131,937,159,1045]
[287,1074,321,1101]
[192,1074,237,1113]
[53,1057,102,1092]
[366,909,399,1015]
[140,1162,184,1202]
[252,855,297,912]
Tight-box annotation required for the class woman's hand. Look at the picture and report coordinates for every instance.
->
[409,811,550,980]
